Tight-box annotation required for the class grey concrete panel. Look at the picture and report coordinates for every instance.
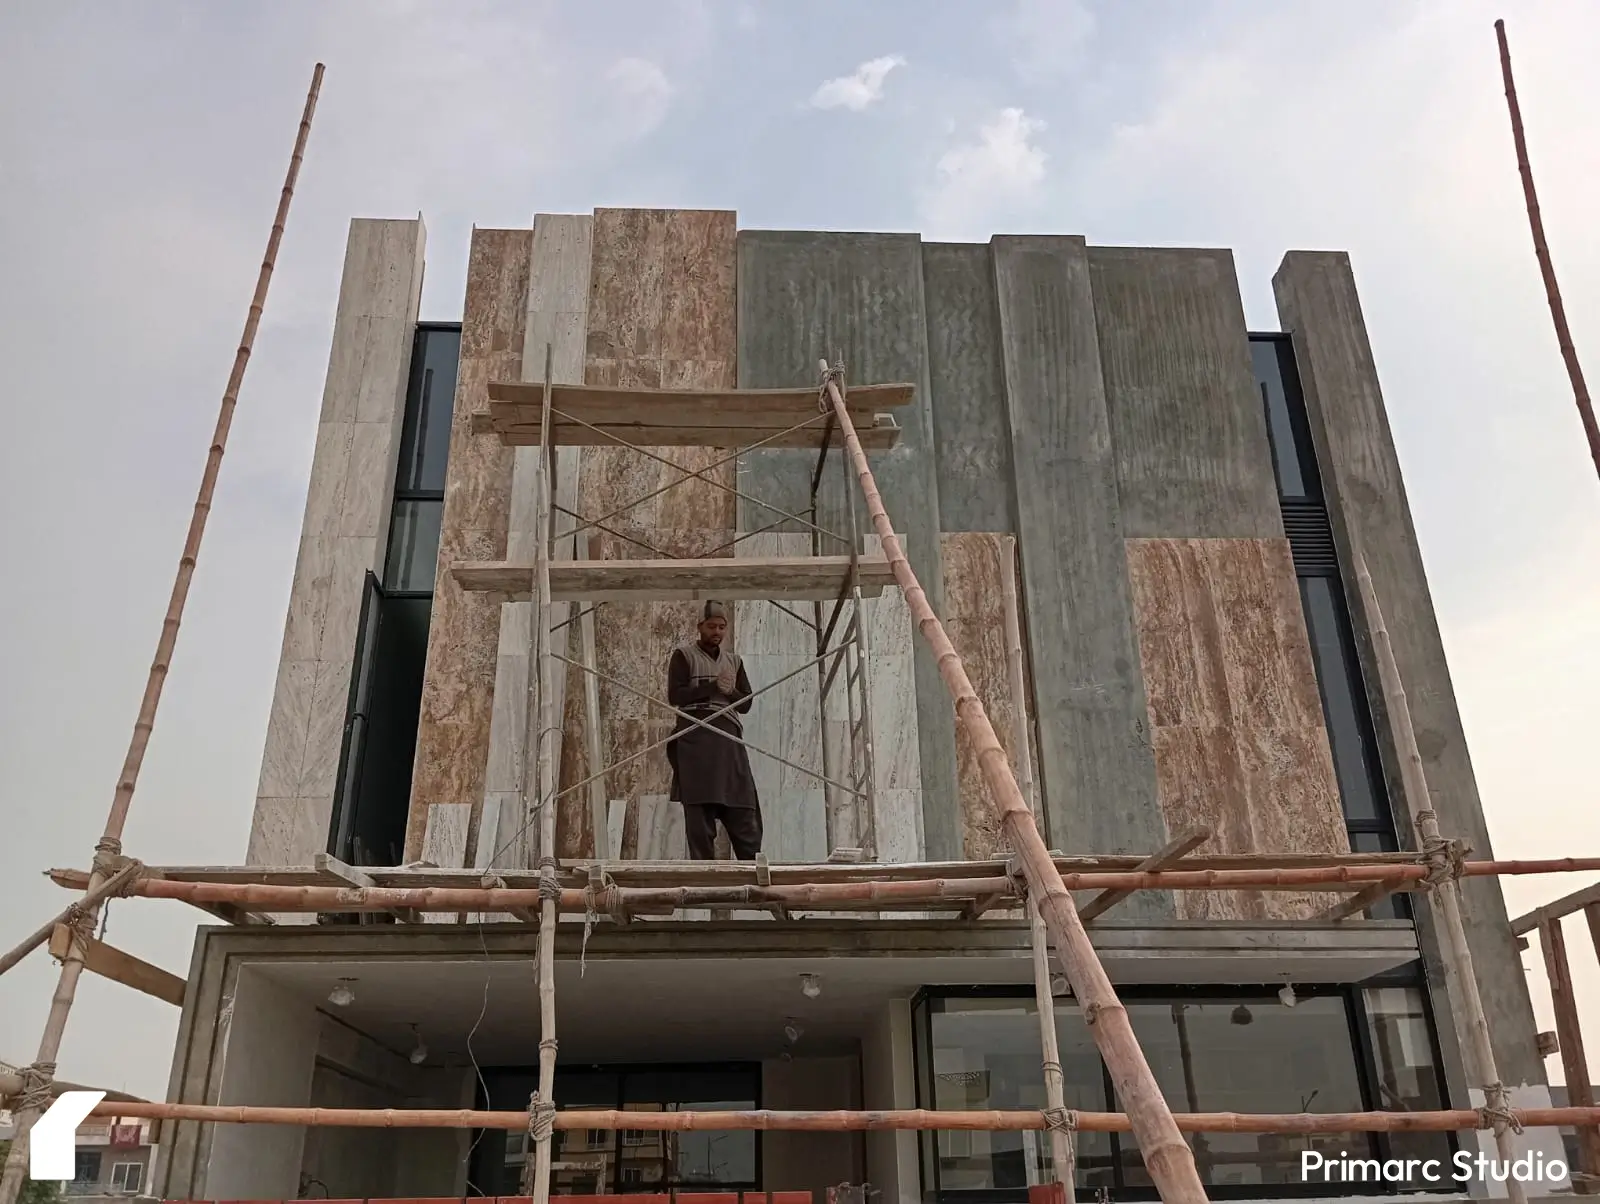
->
[736,230,960,862]
[1089,246,1282,539]
[991,236,1170,918]
[921,243,1016,533]
[1274,250,1543,1089]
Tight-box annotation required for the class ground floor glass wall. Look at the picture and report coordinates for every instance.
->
[470,1064,760,1197]
[913,980,1453,1201]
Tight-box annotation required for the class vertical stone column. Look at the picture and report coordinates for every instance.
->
[1273,250,1545,1089]
[247,218,425,867]
[479,214,594,872]
[407,229,531,863]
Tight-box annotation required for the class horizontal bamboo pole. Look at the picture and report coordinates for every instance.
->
[89,1099,1600,1135]
[58,856,1600,916]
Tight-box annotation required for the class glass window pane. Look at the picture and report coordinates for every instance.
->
[1349,831,1411,920]
[385,499,442,593]
[396,327,460,494]
[1364,987,1453,1177]
[924,996,1112,1194]
[1300,576,1386,826]
[1119,997,1369,1188]
[1251,338,1309,498]
[622,1067,758,1187]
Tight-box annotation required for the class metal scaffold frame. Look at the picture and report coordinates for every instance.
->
[8,21,1600,1204]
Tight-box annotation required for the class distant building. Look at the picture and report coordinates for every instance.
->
[0,1104,155,1199]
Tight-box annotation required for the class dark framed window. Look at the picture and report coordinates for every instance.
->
[1250,334,1407,921]
[469,1063,762,1197]
[912,983,1454,1202]
[327,323,460,866]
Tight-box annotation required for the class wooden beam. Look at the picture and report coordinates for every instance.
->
[1078,828,1213,922]
[48,925,186,1007]
[485,379,913,416]
[453,554,897,603]
[1510,878,1600,935]
[1541,916,1600,1189]
[314,853,421,924]
[1319,877,1410,922]
[477,415,903,450]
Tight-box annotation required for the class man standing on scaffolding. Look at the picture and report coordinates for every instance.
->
[665,600,763,860]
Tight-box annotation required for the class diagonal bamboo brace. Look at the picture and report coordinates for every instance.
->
[817,361,1209,1204]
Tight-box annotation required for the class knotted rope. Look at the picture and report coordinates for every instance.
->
[1477,1083,1524,1134]
[13,1061,58,1115]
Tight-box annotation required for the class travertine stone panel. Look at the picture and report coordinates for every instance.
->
[558,209,737,860]
[1274,250,1542,1086]
[941,533,1036,864]
[1125,537,1348,920]
[735,533,827,863]
[481,214,593,874]
[991,236,1166,912]
[860,536,923,864]
[249,218,425,868]
[735,230,959,860]
[406,228,531,861]
[1089,247,1282,539]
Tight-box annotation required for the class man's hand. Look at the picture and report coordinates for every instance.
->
[716,662,739,697]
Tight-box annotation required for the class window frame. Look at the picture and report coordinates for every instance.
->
[384,322,461,600]
[109,1161,144,1194]
[911,980,1457,1203]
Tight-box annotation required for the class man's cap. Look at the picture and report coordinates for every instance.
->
[701,600,728,621]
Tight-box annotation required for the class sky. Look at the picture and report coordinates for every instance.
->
[2,0,1599,1105]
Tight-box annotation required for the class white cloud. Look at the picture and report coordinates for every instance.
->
[808,54,906,112]
[921,107,1048,238]
[994,0,1096,83]
[605,57,674,138]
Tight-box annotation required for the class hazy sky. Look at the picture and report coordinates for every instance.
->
[2,0,1598,1103]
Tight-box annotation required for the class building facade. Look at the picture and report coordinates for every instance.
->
[157,211,1553,1203]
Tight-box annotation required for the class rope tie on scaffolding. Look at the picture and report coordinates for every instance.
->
[1421,836,1468,889]
[13,1061,58,1115]
[580,870,617,976]
[537,858,561,902]
[1477,1084,1524,1134]
[817,362,846,411]
[527,1094,558,1143]
[1042,1107,1078,1134]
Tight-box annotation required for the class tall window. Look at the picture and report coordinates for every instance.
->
[913,985,1453,1201]
[470,1064,761,1197]
[328,323,460,866]
[1249,335,1407,920]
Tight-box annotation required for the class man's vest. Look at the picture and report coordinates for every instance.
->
[673,640,744,729]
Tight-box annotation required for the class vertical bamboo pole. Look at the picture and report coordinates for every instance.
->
[1351,552,1527,1204]
[1494,19,1600,481]
[1539,917,1600,1189]
[0,64,324,1204]
[1002,536,1077,1200]
[525,346,560,1204]
[821,365,1206,1204]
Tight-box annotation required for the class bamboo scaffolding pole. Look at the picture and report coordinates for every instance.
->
[0,861,144,979]
[47,854,1600,919]
[1494,19,1600,481]
[73,1098,1600,1136]
[1002,534,1078,1200]
[817,362,1206,1204]
[1351,551,1528,1204]
[0,63,324,1204]
[523,346,560,1204]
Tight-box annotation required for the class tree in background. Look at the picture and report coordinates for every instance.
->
[0,1144,63,1204]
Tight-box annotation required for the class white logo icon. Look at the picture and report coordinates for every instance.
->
[29,1091,106,1181]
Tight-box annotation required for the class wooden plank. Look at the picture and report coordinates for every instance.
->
[1079,828,1213,922]
[1541,916,1600,1189]
[49,925,187,1007]
[1320,878,1410,922]
[487,378,913,414]
[473,411,901,450]
[313,852,420,923]
[1511,879,1600,935]
[452,554,896,602]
